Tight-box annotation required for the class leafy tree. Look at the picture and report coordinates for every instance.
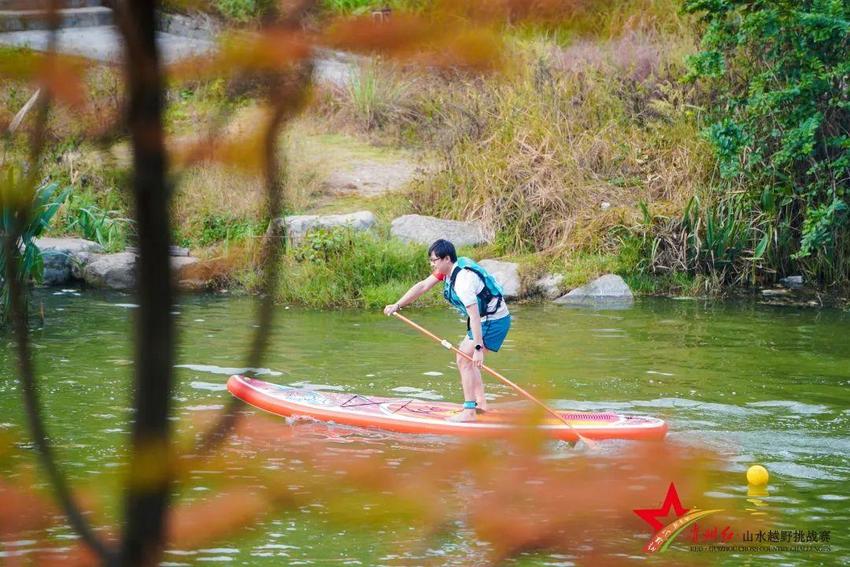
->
[684,0,850,283]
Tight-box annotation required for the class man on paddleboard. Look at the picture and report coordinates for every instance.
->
[384,239,511,422]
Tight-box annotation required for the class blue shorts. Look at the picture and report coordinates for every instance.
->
[466,314,511,352]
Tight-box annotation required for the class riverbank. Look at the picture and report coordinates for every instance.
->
[5,1,848,309]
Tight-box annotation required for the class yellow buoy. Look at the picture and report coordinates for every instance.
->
[747,465,769,486]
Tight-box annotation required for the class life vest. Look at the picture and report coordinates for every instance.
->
[443,257,504,318]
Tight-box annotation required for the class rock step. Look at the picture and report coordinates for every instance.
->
[390,214,490,247]
[0,6,111,32]
[0,0,102,9]
[278,211,377,242]
[554,274,634,309]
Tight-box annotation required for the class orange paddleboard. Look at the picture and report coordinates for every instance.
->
[227,375,668,442]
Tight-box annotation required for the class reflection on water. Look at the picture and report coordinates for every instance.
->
[0,290,848,564]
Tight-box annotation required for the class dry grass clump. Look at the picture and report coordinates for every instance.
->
[172,164,265,235]
[179,240,259,290]
[518,0,694,41]
[0,51,124,143]
[169,111,331,246]
[404,29,712,256]
[306,0,712,261]
[310,58,429,144]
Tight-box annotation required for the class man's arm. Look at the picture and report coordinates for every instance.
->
[384,274,440,315]
[467,302,485,367]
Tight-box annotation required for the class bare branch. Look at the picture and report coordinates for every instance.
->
[8,89,41,134]
[115,1,175,564]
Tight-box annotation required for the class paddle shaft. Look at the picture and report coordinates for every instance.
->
[392,312,596,446]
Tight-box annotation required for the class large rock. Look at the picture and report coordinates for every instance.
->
[779,275,804,289]
[80,253,201,291]
[82,252,137,290]
[171,256,199,276]
[156,11,220,41]
[478,259,520,299]
[71,251,99,280]
[171,256,202,291]
[35,237,103,286]
[77,251,204,291]
[276,211,376,242]
[535,273,564,300]
[554,274,634,308]
[390,215,489,247]
[125,245,191,257]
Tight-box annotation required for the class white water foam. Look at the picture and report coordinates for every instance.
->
[176,364,282,377]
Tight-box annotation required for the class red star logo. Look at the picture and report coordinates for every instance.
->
[633,482,689,532]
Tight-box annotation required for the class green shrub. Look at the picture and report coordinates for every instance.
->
[265,228,445,309]
[181,215,261,248]
[683,0,850,285]
[623,197,754,290]
[319,0,428,15]
[215,0,275,23]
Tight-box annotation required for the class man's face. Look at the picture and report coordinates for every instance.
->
[428,253,453,275]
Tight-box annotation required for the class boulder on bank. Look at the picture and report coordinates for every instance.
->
[554,274,634,308]
[82,252,137,290]
[780,275,804,289]
[274,211,376,242]
[390,215,490,247]
[171,256,199,275]
[171,256,201,291]
[35,237,103,286]
[79,253,200,291]
[157,11,221,41]
[534,273,565,300]
[478,259,520,299]
[33,236,202,291]
[125,245,191,257]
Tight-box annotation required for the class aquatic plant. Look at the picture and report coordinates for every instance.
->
[0,173,70,321]
[65,202,133,252]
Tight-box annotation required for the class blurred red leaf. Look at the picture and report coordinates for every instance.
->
[322,14,438,55]
[0,479,55,537]
[168,29,311,82]
[442,0,589,23]
[168,489,271,549]
[40,59,86,108]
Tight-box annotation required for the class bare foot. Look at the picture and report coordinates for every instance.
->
[447,409,477,422]
[476,400,488,413]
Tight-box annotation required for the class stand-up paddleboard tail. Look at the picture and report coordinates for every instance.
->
[227,375,668,442]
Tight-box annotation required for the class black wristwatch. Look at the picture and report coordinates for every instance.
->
[474,344,483,351]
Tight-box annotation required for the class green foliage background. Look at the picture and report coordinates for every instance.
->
[683,0,850,285]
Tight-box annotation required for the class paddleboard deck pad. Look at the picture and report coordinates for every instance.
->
[227,375,667,442]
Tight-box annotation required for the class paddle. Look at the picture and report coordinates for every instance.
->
[391,312,597,448]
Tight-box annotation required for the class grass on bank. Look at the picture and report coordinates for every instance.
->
[232,228,455,309]
[5,0,724,303]
[432,37,707,250]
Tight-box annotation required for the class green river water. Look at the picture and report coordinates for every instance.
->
[1,289,848,565]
